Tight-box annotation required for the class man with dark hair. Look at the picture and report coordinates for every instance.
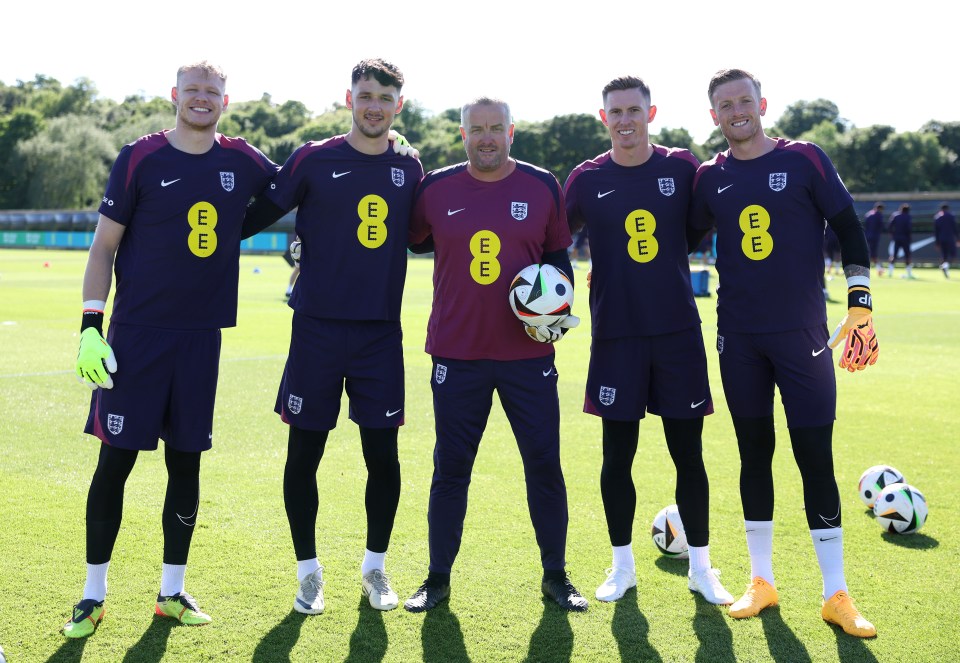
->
[403,97,586,613]
[564,75,732,605]
[243,57,422,614]
[690,68,878,637]
[887,203,913,278]
[862,202,885,275]
[65,60,279,638]
[934,203,956,278]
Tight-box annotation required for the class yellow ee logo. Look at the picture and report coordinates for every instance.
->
[357,194,388,248]
[469,230,501,285]
[625,209,659,263]
[739,205,773,260]
[187,202,218,258]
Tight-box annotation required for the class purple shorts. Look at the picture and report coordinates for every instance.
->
[276,315,404,431]
[584,327,713,420]
[716,326,836,428]
[84,323,221,451]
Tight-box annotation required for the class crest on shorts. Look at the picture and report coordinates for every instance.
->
[599,386,616,406]
[287,394,303,415]
[769,172,787,192]
[391,167,405,187]
[220,171,235,192]
[435,363,447,384]
[717,335,725,354]
[658,178,676,196]
[511,202,528,221]
[107,414,124,435]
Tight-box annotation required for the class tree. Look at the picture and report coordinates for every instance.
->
[874,131,948,192]
[833,125,895,192]
[774,98,846,138]
[653,127,708,162]
[0,108,44,208]
[701,127,727,157]
[920,120,960,189]
[512,114,608,180]
[17,115,116,208]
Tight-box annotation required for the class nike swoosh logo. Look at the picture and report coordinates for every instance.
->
[690,399,707,408]
[161,178,181,187]
[447,208,465,216]
[597,190,615,198]
[332,171,351,178]
[543,369,554,377]
[385,409,401,417]
[819,536,838,542]
[812,347,826,357]
[717,184,733,194]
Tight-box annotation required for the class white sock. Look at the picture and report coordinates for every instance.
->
[611,543,635,572]
[361,549,386,576]
[744,520,775,585]
[297,558,321,582]
[811,528,847,599]
[83,562,110,602]
[688,545,711,573]
[160,564,186,597]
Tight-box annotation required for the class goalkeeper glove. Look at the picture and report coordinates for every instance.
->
[524,314,580,344]
[76,306,117,389]
[388,129,420,159]
[827,283,879,372]
[290,238,301,266]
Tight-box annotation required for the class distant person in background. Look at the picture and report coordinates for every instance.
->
[862,203,885,276]
[823,224,840,278]
[283,231,301,298]
[569,226,591,267]
[934,203,957,278]
[887,203,913,278]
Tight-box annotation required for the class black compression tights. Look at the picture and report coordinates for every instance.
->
[600,417,710,547]
[86,444,201,565]
[283,426,400,560]
[735,416,840,529]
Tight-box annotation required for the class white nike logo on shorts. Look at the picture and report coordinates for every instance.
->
[332,171,351,178]
[717,184,734,194]
[542,368,554,377]
[161,178,181,187]
[597,190,615,198]
[812,347,827,357]
[690,398,707,408]
[447,208,465,216]
[386,408,401,417]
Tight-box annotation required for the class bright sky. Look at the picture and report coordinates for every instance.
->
[2,1,948,146]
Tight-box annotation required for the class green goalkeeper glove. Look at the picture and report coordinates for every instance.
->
[76,309,117,389]
[827,285,879,372]
[388,129,420,159]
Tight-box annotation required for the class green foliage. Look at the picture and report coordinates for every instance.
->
[0,108,44,207]
[512,113,609,181]
[653,127,709,162]
[775,98,847,138]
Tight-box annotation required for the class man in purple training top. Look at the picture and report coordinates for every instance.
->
[243,58,423,614]
[886,203,914,278]
[689,68,879,638]
[66,61,279,638]
[564,75,732,607]
[934,203,956,278]
[862,202,885,275]
[402,97,587,613]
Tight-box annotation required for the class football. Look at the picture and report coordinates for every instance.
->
[858,465,905,508]
[873,483,928,534]
[651,504,689,559]
[508,263,574,328]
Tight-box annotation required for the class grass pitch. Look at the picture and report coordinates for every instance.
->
[0,248,957,662]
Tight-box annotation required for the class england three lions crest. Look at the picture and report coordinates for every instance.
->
[287,394,303,415]
[599,386,616,406]
[391,167,405,187]
[435,363,447,385]
[220,171,235,192]
[107,413,124,435]
[769,172,787,192]
[511,202,528,221]
[658,178,676,196]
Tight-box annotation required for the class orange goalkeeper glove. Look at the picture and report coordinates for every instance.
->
[827,284,878,372]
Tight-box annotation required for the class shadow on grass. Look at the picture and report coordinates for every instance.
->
[252,610,308,663]
[758,605,812,663]
[120,615,177,663]
[611,587,662,663]
[344,597,387,663]
[422,602,470,663]
[691,595,735,663]
[830,622,880,663]
[521,600,573,663]
[879,531,938,549]
[45,636,87,663]
[654,556,689,577]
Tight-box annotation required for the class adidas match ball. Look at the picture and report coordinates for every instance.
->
[873,483,928,534]
[651,504,689,559]
[508,263,574,327]
[858,465,905,508]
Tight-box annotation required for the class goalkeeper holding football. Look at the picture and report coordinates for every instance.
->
[689,69,878,638]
